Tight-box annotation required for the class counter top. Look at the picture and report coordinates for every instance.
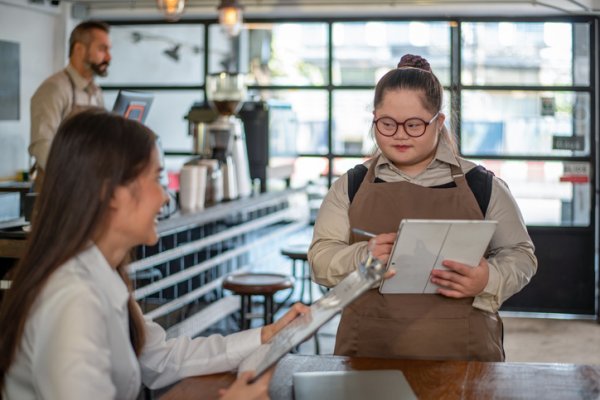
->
[0,181,31,193]
[156,188,305,236]
[159,354,600,400]
[0,217,27,231]
[0,188,307,260]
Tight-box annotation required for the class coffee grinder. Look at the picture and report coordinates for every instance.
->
[205,72,252,200]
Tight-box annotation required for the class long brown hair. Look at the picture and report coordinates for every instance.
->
[0,109,155,392]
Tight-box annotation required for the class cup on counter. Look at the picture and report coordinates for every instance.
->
[179,165,207,212]
[197,159,223,205]
[195,165,207,210]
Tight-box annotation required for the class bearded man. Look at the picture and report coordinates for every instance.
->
[29,20,111,188]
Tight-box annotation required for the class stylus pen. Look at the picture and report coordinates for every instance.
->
[351,228,377,238]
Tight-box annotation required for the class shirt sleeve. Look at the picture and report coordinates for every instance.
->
[31,284,116,400]
[308,173,370,287]
[139,316,262,389]
[473,177,538,313]
[29,78,70,170]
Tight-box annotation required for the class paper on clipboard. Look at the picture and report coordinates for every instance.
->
[379,219,497,294]
[237,256,386,380]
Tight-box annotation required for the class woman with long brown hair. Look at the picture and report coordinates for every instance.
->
[0,109,306,399]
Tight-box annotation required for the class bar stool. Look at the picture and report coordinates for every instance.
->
[280,244,326,355]
[223,272,294,330]
[280,244,314,304]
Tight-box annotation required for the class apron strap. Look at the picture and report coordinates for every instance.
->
[365,155,467,189]
[64,70,77,114]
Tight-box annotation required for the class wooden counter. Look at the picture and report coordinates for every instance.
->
[0,238,26,259]
[159,354,600,400]
[0,218,28,279]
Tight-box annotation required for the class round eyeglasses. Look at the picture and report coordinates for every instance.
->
[373,113,440,138]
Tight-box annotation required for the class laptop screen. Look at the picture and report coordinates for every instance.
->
[293,370,417,400]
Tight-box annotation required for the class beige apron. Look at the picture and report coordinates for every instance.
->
[334,156,504,361]
[33,72,98,192]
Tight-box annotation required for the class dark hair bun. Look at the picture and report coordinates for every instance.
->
[397,54,431,72]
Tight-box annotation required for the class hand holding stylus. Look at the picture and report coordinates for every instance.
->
[351,228,377,238]
[352,228,397,268]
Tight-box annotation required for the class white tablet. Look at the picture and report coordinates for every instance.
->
[379,219,497,294]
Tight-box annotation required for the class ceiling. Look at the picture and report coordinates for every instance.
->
[60,0,600,19]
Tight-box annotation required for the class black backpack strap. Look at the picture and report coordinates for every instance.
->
[347,164,368,204]
[464,165,495,217]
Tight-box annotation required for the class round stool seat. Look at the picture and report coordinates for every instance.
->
[223,273,294,295]
[280,244,309,261]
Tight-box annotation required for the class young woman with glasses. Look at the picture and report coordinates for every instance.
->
[0,109,308,400]
[308,54,537,361]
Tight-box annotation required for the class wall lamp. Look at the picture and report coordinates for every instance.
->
[218,0,244,36]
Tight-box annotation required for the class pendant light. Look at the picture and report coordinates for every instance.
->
[157,0,185,21]
[218,0,244,36]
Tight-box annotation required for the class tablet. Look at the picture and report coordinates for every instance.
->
[379,219,497,294]
[293,370,417,400]
[237,256,386,381]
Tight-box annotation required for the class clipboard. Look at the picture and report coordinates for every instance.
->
[237,255,386,381]
[379,219,497,294]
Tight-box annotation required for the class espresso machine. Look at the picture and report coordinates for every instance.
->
[205,72,252,200]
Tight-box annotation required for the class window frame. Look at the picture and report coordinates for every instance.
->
[102,16,597,228]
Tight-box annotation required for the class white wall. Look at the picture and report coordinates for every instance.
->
[0,1,72,180]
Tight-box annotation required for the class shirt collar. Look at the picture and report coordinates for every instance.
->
[76,243,130,311]
[375,133,460,173]
[65,64,96,92]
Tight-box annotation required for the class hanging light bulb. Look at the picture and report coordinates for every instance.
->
[218,0,243,36]
[157,0,185,22]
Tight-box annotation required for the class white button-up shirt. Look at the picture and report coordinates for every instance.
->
[3,245,261,400]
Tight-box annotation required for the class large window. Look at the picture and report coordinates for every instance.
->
[461,91,590,157]
[332,21,451,86]
[102,18,595,227]
[461,22,590,86]
[460,21,592,226]
[99,24,204,86]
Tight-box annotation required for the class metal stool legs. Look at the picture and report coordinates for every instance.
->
[296,259,313,304]
[285,258,313,305]
[239,293,277,329]
[264,294,275,325]
[240,294,252,330]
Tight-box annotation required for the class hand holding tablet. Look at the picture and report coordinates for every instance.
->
[379,219,497,294]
